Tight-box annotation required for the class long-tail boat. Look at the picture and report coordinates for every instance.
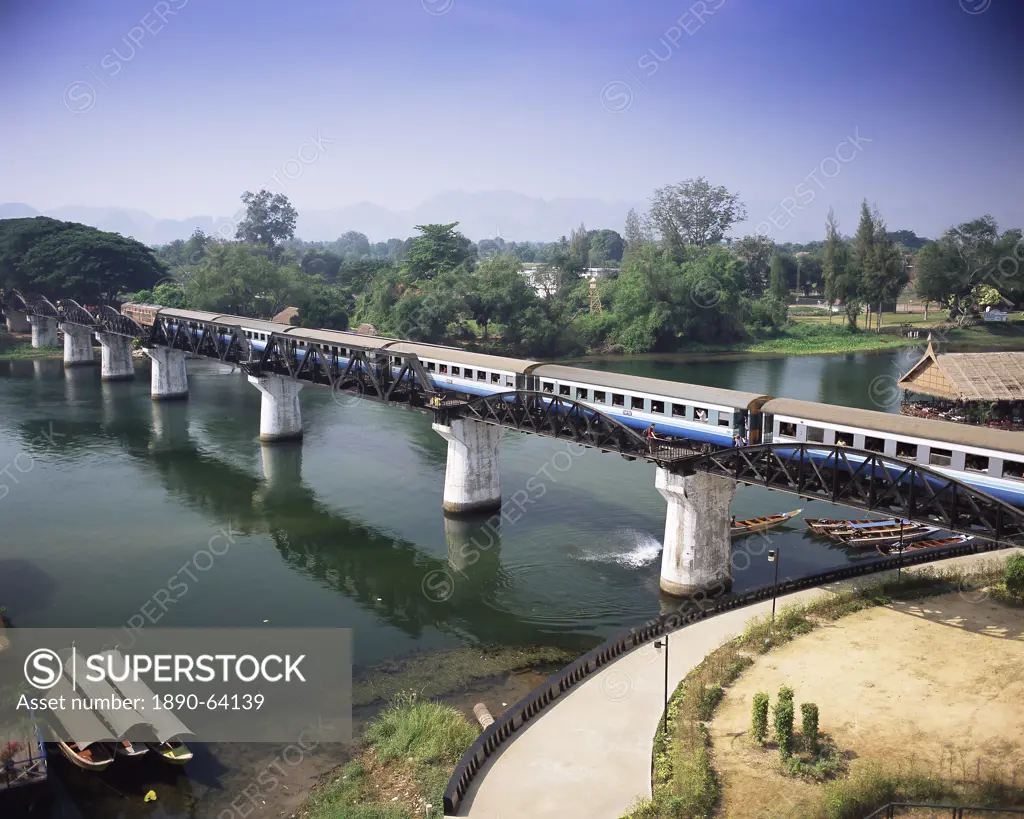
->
[731,509,802,536]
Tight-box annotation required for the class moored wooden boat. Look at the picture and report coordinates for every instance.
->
[731,509,802,536]
[53,739,114,771]
[147,740,193,765]
[805,518,896,534]
[830,524,939,547]
[108,740,148,758]
[877,535,971,555]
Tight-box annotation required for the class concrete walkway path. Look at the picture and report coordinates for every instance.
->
[455,549,1018,819]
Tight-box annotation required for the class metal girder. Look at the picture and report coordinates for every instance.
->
[29,295,60,318]
[435,391,702,459]
[148,315,251,362]
[230,334,433,406]
[675,443,1024,544]
[3,290,33,314]
[94,305,145,338]
[57,299,98,327]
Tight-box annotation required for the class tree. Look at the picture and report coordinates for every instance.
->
[797,253,824,296]
[11,223,166,303]
[401,222,474,280]
[623,208,648,256]
[331,231,372,259]
[588,229,624,264]
[886,229,929,250]
[732,234,776,296]
[914,215,1015,324]
[296,285,349,331]
[647,177,747,256]
[821,208,848,325]
[570,222,590,269]
[181,244,305,317]
[235,189,297,248]
[769,254,789,302]
[465,254,542,342]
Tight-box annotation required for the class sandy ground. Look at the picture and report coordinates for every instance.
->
[711,593,1024,819]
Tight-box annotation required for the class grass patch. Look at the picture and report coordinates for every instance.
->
[305,693,479,819]
[352,644,576,707]
[624,558,1021,818]
[0,341,63,360]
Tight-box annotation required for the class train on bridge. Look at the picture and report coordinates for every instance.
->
[122,303,1024,507]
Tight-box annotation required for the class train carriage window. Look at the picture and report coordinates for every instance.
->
[694,408,708,423]
[491,373,500,384]
[559,385,571,396]
[505,376,514,387]
[478,371,487,381]
[864,435,885,453]
[718,415,731,427]
[929,448,953,467]
[427,362,436,371]
[672,404,686,417]
[612,393,625,407]
[896,441,918,459]
[577,388,588,400]
[1003,460,1024,480]
[631,396,644,410]
[543,382,554,393]
[965,454,989,473]
[779,421,797,437]
[440,364,448,374]
[651,400,665,414]
[836,432,854,447]
[451,366,460,376]
[464,368,473,379]
[594,391,607,403]
[806,426,826,443]
[393,356,402,365]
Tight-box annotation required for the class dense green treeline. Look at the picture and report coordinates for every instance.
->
[1,179,1020,357]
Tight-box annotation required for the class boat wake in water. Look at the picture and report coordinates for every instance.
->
[579,530,662,568]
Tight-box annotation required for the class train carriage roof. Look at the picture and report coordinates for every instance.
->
[762,397,1024,457]
[531,364,771,410]
[280,326,397,348]
[386,342,540,374]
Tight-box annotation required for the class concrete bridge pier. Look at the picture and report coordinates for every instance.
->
[61,324,95,367]
[656,468,737,597]
[28,315,59,348]
[95,332,135,381]
[248,374,304,442]
[432,418,503,515]
[5,309,30,334]
[145,347,189,400]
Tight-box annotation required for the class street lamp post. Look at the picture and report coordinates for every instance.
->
[654,636,669,736]
[767,548,780,646]
[897,519,905,583]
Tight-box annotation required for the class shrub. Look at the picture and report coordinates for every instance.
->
[1006,553,1024,597]
[777,685,794,704]
[773,699,795,759]
[751,692,769,744]
[801,702,820,754]
[364,692,478,766]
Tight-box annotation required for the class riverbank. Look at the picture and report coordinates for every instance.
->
[0,338,63,360]
[633,553,1024,819]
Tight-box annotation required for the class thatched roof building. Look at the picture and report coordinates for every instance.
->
[898,340,1024,401]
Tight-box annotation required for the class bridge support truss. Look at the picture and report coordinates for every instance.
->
[432,418,504,515]
[249,374,304,443]
[28,315,59,348]
[656,468,737,596]
[61,324,95,366]
[145,347,189,400]
[95,332,135,381]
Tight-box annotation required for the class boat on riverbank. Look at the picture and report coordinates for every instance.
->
[147,741,192,765]
[731,509,802,536]
[876,534,971,555]
[52,739,114,772]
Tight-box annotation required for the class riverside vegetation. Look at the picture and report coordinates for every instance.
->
[624,555,1024,819]
[3,179,1022,361]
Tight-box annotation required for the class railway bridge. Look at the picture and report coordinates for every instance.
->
[4,293,1024,598]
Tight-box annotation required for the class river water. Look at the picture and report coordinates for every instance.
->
[0,348,915,817]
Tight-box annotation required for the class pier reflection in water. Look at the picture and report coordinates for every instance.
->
[0,352,910,817]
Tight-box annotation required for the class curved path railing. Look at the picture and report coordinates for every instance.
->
[443,536,1015,814]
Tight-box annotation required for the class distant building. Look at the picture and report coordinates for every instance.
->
[273,306,300,325]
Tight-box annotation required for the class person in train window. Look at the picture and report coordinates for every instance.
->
[440,364,447,374]
[696,409,707,422]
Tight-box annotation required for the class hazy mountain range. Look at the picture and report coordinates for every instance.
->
[0,192,644,247]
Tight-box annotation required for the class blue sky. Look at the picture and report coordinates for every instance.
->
[1,0,1022,241]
